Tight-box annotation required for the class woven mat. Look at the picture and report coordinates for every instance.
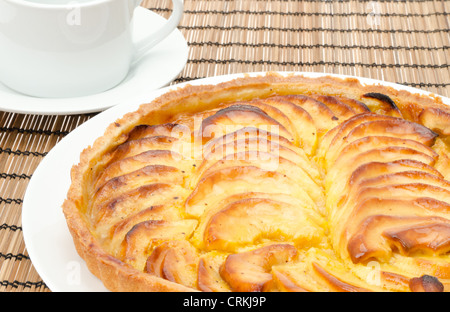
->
[0,0,449,292]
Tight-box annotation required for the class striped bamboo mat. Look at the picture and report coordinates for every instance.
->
[0,0,449,292]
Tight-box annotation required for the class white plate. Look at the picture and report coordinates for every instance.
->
[22,72,450,292]
[0,7,188,116]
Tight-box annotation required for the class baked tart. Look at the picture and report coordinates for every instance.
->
[63,72,450,292]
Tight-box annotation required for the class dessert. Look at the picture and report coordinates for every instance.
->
[62,73,450,292]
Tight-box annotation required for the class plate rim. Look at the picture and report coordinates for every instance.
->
[22,71,450,292]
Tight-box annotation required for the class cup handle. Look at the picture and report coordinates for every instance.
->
[132,0,184,64]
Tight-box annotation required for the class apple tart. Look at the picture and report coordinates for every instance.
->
[63,73,450,292]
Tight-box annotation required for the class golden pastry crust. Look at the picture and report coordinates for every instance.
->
[62,72,450,292]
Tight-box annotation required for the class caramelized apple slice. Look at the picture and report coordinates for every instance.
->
[92,165,183,210]
[225,101,298,142]
[198,137,320,183]
[203,126,301,157]
[185,166,317,218]
[197,251,231,292]
[105,135,182,166]
[327,159,443,209]
[105,204,181,254]
[317,113,393,161]
[355,183,450,210]
[385,223,450,257]
[409,275,445,292]
[344,119,436,145]
[191,191,325,250]
[94,150,193,191]
[326,136,439,169]
[347,215,450,263]
[203,197,325,251]
[333,197,450,257]
[199,104,293,144]
[93,183,188,227]
[335,170,450,217]
[330,183,450,231]
[269,95,339,136]
[433,138,450,181]
[119,219,198,270]
[145,240,199,289]
[194,153,324,207]
[325,146,437,193]
[348,160,443,191]
[309,94,357,120]
[361,92,402,117]
[325,136,438,171]
[257,97,318,155]
[335,96,371,114]
[219,244,297,292]
[272,248,377,292]
[419,107,450,136]
[325,119,438,168]
[311,263,373,292]
[126,123,188,141]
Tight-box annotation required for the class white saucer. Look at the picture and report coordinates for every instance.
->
[0,7,188,116]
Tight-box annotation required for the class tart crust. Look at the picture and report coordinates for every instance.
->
[63,72,450,292]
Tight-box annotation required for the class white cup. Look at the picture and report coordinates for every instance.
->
[0,0,184,98]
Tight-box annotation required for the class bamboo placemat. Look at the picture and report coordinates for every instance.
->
[0,0,449,292]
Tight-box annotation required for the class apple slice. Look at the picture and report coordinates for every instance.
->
[327,159,443,210]
[272,247,376,292]
[105,135,183,166]
[197,251,231,292]
[335,96,371,114]
[331,182,450,228]
[185,166,317,218]
[325,135,438,171]
[419,107,450,136]
[316,113,393,165]
[347,215,450,263]
[361,92,402,117]
[94,150,193,191]
[93,183,188,228]
[348,160,443,190]
[145,240,199,289]
[385,223,450,257]
[343,119,437,145]
[219,244,297,292]
[326,146,436,190]
[199,104,293,144]
[203,197,326,251]
[126,123,188,141]
[309,94,357,120]
[191,191,325,250]
[333,197,450,257]
[433,138,450,181]
[106,204,182,254]
[198,137,320,182]
[325,119,438,168]
[202,126,306,161]
[409,275,445,292]
[119,219,197,270]
[199,131,319,180]
[194,153,324,207]
[92,165,183,210]
[257,97,318,155]
[355,183,450,210]
[224,100,298,142]
[332,170,450,223]
[268,95,340,137]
